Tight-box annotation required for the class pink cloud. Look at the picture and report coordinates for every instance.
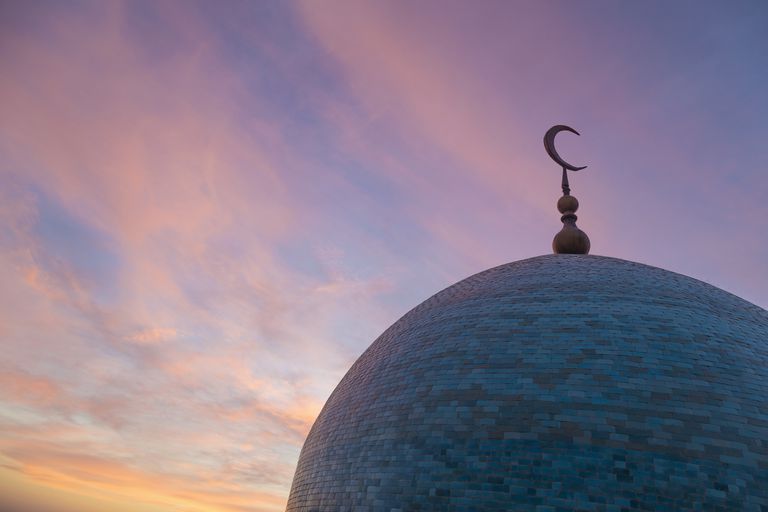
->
[0,4,388,511]
[1,2,765,512]
[126,327,178,345]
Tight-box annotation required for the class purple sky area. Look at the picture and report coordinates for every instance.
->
[1,1,767,511]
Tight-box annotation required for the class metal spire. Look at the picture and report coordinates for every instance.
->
[543,125,591,255]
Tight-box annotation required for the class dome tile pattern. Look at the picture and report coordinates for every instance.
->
[287,255,768,511]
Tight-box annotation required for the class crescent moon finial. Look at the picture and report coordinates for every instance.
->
[543,124,587,172]
[544,124,591,255]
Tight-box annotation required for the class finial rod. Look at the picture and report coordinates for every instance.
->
[561,167,570,196]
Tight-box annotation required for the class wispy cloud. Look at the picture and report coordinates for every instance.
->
[1,1,766,511]
[0,2,397,510]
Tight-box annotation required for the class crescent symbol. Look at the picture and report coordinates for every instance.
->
[544,125,587,171]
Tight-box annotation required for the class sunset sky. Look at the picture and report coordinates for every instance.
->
[1,1,767,511]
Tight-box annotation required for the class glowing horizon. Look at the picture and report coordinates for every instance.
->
[1,1,767,511]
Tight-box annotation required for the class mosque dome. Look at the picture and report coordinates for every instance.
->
[286,254,768,511]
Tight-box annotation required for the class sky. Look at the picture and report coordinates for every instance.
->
[1,1,767,511]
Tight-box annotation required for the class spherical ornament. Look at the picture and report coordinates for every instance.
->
[287,255,768,511]
[553,224,591,254]
[557,194,579,214]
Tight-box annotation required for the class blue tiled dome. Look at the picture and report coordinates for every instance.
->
[287,255,768,511]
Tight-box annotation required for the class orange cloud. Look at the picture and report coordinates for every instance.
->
[126,327,178,345]
[0,369,63,408]
[0,448,285,512]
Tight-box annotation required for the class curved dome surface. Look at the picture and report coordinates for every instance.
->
[287,255,768,511]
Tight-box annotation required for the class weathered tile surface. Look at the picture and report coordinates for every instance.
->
[286,255,768,511]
